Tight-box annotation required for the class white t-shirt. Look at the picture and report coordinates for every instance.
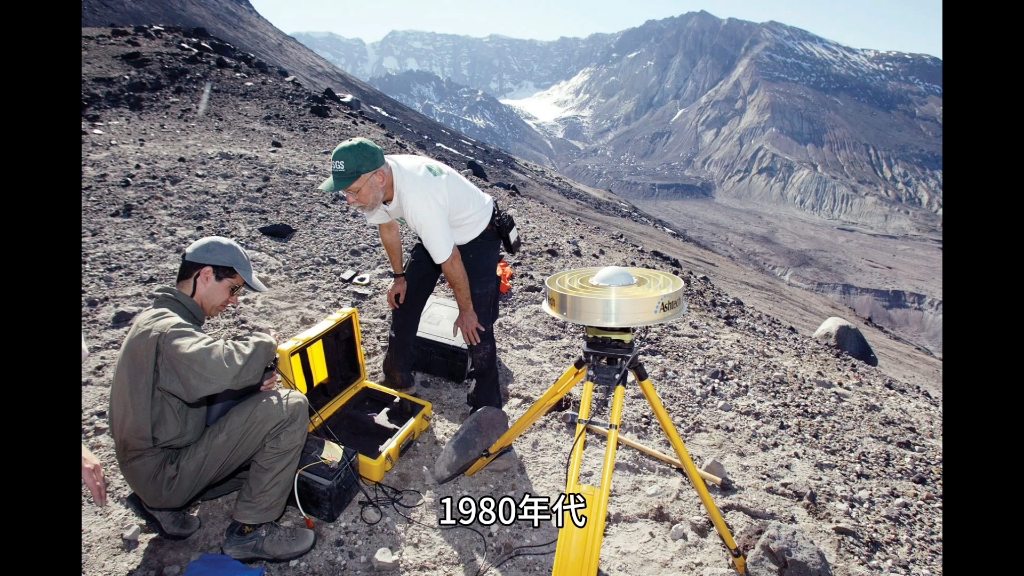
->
[364,155,494,264]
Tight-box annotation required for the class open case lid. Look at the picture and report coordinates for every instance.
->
[276,308,367,414]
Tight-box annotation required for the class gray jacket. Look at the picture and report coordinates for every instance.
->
[109,287,277,469]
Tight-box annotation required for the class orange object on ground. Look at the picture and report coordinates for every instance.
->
[497,258,513,294]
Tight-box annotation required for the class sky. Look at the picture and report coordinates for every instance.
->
[248,0,942,59]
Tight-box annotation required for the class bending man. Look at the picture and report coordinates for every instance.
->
[319,137,504,412]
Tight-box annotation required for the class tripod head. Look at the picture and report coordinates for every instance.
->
[583,326,634,354]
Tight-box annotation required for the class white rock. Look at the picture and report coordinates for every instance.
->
[701,459,727,480]
[717,401,732,412]
[373,547,398,569]
[669,523,689,541]
[645,484,661,497]
[122,524,141,541]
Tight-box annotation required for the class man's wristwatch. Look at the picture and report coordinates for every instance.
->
[392,272,406,278]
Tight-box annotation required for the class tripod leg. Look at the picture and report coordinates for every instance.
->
[564,374,597,485]
[576,423,725,486]
[552,379,626,576]
[464,358,588,476]
[633,370,747,574]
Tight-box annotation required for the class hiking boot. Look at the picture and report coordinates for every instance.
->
[381,374,415,392]
[125,492,201,540]
[222,520,316,563]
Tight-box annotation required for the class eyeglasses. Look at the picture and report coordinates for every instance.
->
[228,282,244,296]
[342,169,377,198]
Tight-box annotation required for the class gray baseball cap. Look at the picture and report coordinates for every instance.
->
[184,236,268,292]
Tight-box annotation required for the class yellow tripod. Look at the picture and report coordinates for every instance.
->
[464,326,746,575]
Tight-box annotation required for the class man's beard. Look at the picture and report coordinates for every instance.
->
[356,194,383,213]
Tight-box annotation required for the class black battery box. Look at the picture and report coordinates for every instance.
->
[291,435,360,523]
[413,296,471,383]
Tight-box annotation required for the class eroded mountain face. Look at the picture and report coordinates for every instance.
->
[295,12,941,233]
[293,13,942,355]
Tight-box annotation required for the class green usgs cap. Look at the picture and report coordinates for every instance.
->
[318,137,385,192]
[184,236,268,292]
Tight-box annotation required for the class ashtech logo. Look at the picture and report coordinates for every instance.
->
[653,295,681,314]
[332,160,345,172]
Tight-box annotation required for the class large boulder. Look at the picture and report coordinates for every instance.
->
[433,406,509,483]
[467,159,489,181]
[746,522,832,576]
[812,317,878,366]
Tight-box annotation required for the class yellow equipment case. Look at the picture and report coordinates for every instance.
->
[277,308,432,483]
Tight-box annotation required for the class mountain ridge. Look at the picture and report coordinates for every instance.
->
[290,13,942,355]
[293,13,941,231]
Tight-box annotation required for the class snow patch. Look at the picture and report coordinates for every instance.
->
[500,68,595,124]
[435,142,470,158]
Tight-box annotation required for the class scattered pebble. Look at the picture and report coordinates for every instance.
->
[121,524,140,541]
[701,459,727,480]
[832,524,858,536]
[669,523,689,541]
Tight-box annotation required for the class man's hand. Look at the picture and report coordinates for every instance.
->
[387,277,407,309]
[454,309,485,346]
[259,328,279,390]
[82,444,106,507]
[259,370,278,391]
[439,245,483,345]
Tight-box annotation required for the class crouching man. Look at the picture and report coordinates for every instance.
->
[109,236,315,562]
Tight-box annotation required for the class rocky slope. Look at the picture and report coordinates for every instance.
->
[79,23,941,576]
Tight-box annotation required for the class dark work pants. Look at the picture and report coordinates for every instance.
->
[382,226,502,410]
